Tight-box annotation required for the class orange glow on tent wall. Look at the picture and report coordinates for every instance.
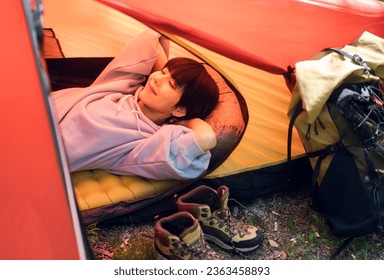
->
[0,1,83,259]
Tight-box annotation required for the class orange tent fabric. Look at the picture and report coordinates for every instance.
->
[0,0,86,259]
[99,0,384,74]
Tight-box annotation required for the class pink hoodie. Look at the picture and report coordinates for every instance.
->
[51,30,211,180]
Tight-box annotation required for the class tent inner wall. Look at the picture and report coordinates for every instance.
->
[43,0,310,221]
[43,0,306,178]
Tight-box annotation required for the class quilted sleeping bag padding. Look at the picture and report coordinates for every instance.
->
[72,169,182,211]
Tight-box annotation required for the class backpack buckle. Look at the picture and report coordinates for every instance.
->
[324,142,343,156]
[352,54,364,65]
[352,54,375,75]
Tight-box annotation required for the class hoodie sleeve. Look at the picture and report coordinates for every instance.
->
[91,29,161,86]
[109,125,211,180]
[51,29,162,121]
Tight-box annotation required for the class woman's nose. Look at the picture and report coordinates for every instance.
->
[153,74,163,85]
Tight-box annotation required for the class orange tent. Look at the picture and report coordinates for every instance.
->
[100,0,384,74]
[0,0,87,259]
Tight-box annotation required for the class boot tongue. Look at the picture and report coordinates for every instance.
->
[179,221,200,245]
[217,185,229,210]
[217,185,230,219]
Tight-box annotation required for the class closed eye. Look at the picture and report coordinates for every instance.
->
[161,69,177,89]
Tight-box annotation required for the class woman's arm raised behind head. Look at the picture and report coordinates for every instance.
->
[151,37,169,72]
[181,118,217,151]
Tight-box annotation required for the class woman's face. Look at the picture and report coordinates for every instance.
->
[139,68,184,116]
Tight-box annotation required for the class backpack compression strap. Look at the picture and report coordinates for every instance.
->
[324,48,376,76]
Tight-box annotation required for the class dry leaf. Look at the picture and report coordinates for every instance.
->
[279,251,287,260]
[274,221,278,231]
[268,239,279,247]
[272,211,280,216]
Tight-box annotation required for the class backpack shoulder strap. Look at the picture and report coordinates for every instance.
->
[287,100,303,163]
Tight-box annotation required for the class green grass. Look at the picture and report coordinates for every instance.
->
[343,236,384,260]
[86,223,156,260]
[113,233,155,260]
[85,190,384,260]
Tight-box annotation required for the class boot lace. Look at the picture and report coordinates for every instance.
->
[211,208,251,238]
[170,230,225,260]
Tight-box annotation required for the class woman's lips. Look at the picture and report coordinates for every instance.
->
[149,83,157,95]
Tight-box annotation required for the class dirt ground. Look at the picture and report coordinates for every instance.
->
[87,185,384,260]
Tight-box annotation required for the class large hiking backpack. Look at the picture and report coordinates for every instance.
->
[287,31,384,237]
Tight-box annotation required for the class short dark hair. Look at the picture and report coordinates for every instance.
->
[165,57,219,120]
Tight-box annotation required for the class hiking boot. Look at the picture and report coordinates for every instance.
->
[176,185,264,253]
[154,211,224,260]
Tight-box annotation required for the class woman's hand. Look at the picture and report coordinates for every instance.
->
[180,118,217,151]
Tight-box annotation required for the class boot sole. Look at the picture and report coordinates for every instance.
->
[154,250,168,260]
[205,234,261,253]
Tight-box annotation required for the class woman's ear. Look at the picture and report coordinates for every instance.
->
[172,106,187,118]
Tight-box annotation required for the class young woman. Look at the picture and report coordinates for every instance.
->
[51,29,219,180]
